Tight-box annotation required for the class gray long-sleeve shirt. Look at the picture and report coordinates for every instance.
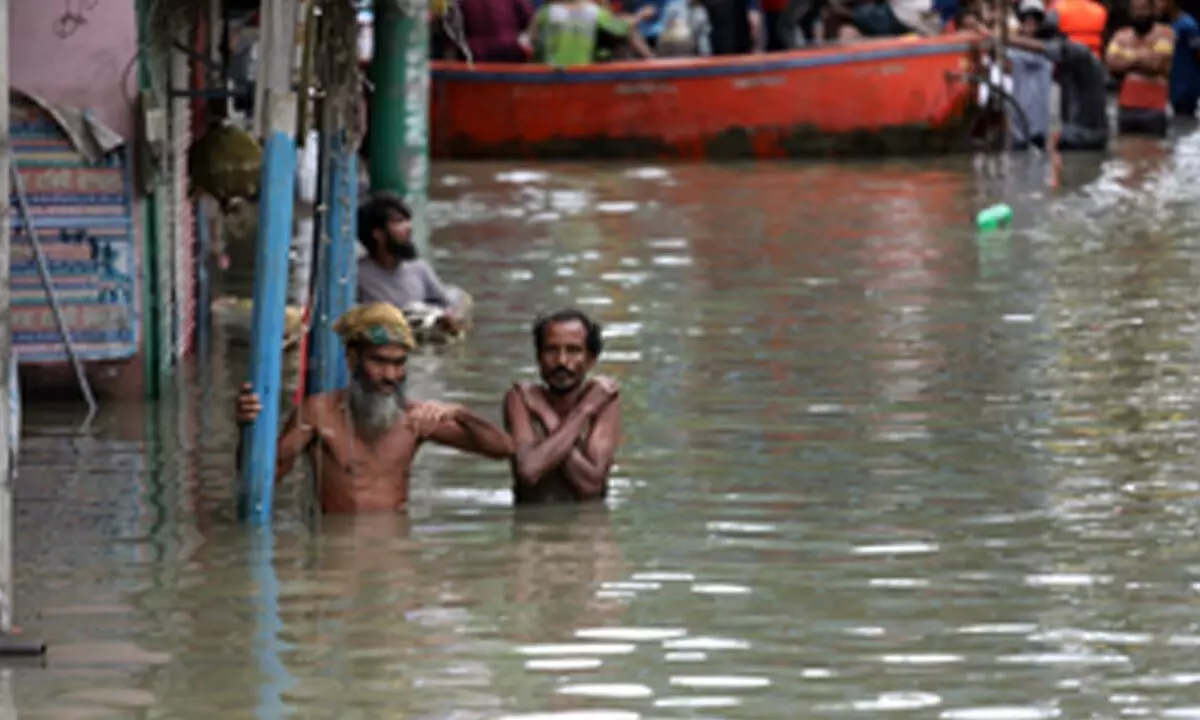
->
[1009,47,1053,146]
[357,256,451,309]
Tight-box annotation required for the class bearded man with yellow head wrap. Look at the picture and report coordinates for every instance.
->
[234,303,513,513]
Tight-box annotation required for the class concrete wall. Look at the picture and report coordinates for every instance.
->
[10,1,139,139]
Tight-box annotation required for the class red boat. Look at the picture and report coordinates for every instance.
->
[430,33,982,161]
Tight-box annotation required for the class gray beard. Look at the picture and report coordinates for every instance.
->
[348,374,406,440]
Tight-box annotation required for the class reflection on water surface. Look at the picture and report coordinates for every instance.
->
[13,132,1200,717]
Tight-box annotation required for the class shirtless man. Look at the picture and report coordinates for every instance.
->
[1106,0,1175,136]
[503,309,622,504]
[234,302,513,513]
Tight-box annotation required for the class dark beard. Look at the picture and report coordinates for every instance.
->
[348,373,406,439]
[389,240,418,261]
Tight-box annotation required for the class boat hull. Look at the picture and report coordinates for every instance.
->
[430,35,979,161]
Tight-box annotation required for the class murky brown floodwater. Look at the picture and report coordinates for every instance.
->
[12,129,1200,719]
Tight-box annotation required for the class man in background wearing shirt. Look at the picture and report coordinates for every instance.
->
[969,15,1110,150]
[1158,0,1200,117]
[356,192,468,334]
[458,0,535,61]
[531,0,654,65]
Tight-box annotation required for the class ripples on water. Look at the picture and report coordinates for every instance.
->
[13,131,1200,718]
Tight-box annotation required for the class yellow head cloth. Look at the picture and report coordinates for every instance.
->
[333,303,416,352]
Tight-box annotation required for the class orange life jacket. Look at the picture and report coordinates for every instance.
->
[1050,0,1107,57]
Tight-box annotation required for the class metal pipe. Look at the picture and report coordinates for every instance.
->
[0,0,13,637]
[8,163,99,419]
[290,1,327,408]
[239,131,298,526]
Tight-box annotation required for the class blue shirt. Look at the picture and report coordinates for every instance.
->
[1170,12,1200,112]
[637,0,673,39]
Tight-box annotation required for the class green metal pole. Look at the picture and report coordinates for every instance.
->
[135,0,164,400]
[368,0,431,256]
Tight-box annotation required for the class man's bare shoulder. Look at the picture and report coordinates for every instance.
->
[592,376,621,396]
[504,381,538,403]
[585,376,621,402]
[1152,24,1177,45]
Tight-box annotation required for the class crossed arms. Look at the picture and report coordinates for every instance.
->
[503,380,622,500]
[1106,27,1174,77]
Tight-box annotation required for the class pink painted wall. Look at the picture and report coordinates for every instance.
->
[9,1,139,139]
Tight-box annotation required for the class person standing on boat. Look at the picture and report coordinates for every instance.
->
[970,16,1109,150]
[503,309,622,505]
[761,0,793,50]
[655,0,715,55]
[458,0,536,61]
[1156,0,1200,118]
[825,0,941,41]
[632,0,674,47]
[529,0,655,64]
[1105,0,1174,136]
[706,0,764,53]
[356,192,470,335]
[234,303,514,513]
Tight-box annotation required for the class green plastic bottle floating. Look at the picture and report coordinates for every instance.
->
[976,203,1013,231]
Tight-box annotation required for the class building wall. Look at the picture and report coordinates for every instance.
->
[9,0,145,399]
[9,2,139,139]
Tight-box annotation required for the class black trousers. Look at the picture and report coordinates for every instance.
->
[1117,108,1169,137]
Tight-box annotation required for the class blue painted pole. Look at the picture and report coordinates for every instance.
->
[239,131,298,525]
[307,135,358,395]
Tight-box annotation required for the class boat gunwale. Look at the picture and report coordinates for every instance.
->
[431,33,977,84]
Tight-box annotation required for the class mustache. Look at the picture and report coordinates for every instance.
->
[352,368,407,394]
[373,381,406,397]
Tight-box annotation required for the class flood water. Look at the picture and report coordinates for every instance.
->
[12,131,1200,718]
